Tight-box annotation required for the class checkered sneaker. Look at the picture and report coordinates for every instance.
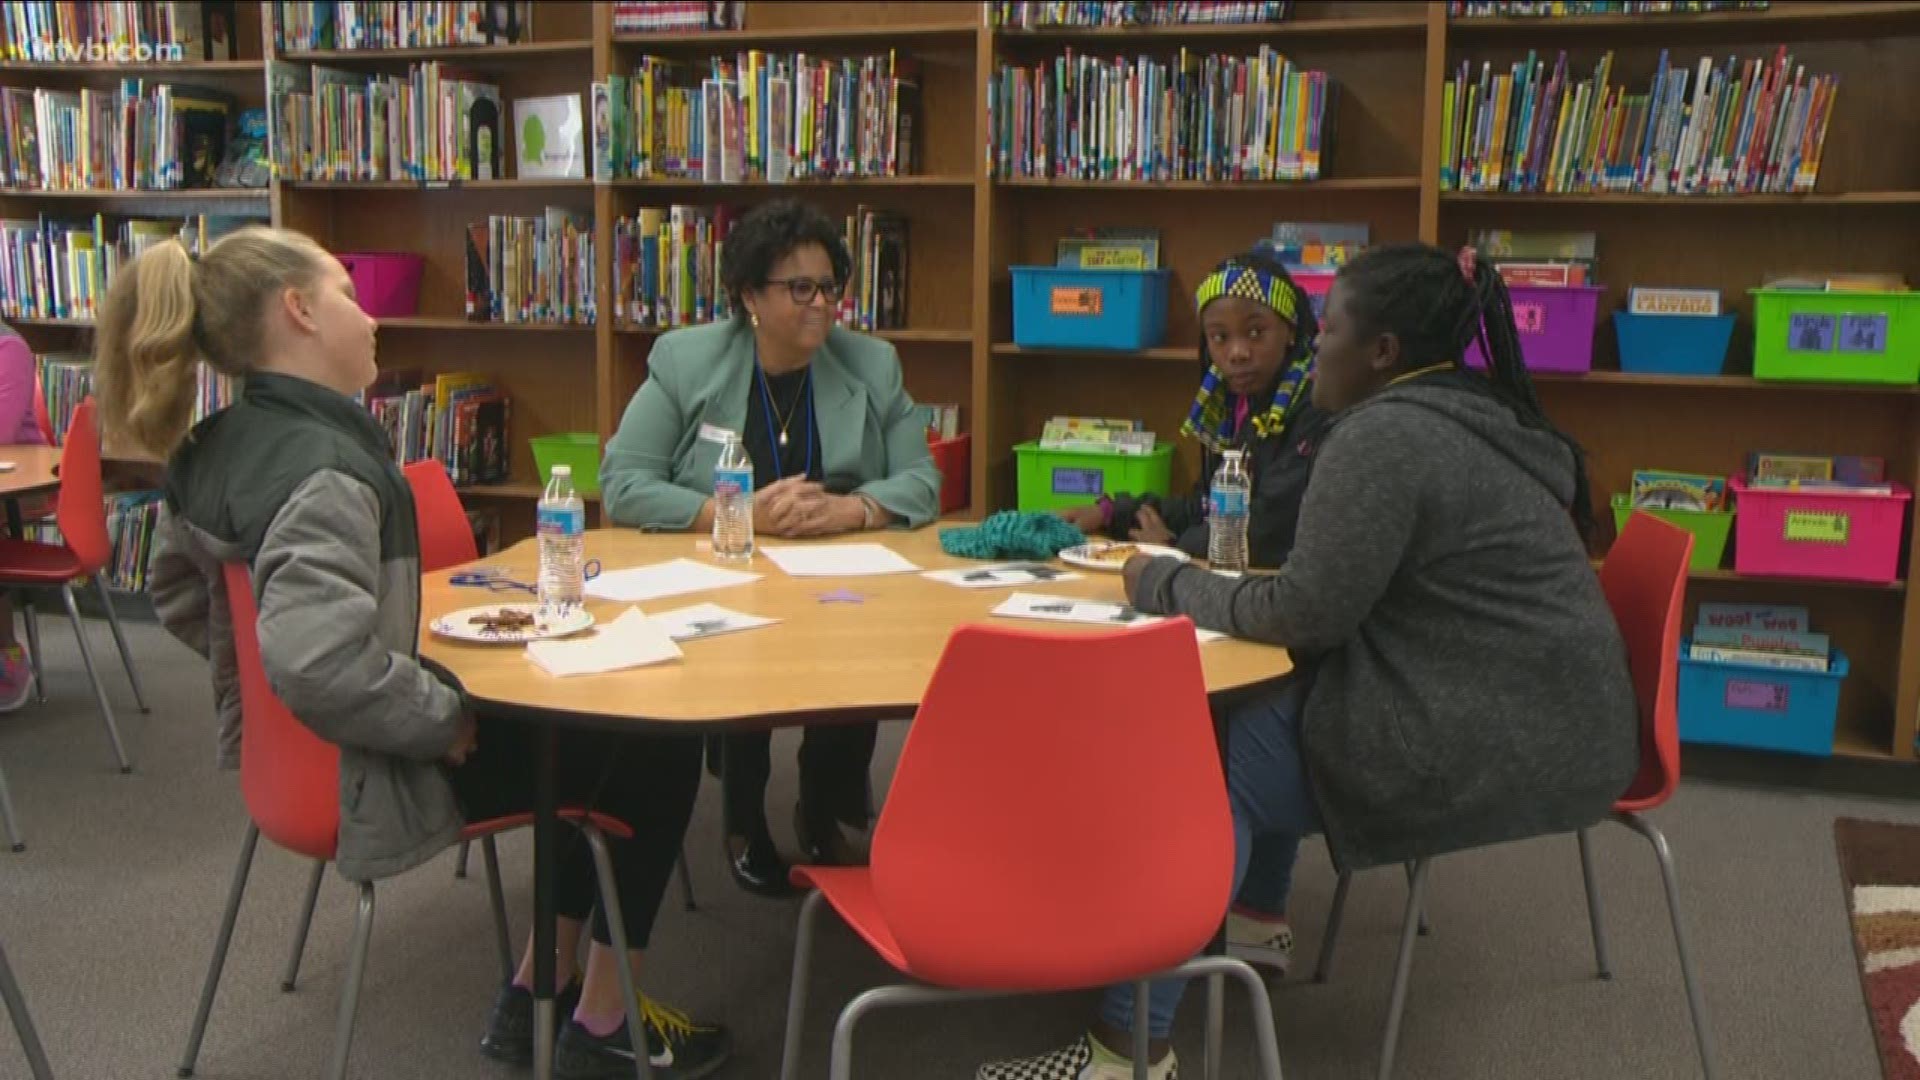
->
[975,1035,1178,1080]
[1227,911,1295,978]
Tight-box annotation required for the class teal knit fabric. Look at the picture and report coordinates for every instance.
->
[939,511,1087,560]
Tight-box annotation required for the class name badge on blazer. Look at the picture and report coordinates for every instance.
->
[698,423,737,445]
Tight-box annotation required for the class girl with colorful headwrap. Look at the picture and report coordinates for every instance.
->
[1059,245,1332,568]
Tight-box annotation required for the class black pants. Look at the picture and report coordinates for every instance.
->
[716,723,878,836]
[450,716,702,950]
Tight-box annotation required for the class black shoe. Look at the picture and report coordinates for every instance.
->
[479,979,582,1066]
[793,800,867,867]
[553,1000,732,1080]
[725,828,799,898]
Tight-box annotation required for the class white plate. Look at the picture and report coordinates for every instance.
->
[1057,541,1192,573]
[429,603,595,644]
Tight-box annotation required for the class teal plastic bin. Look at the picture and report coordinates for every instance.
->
[1011,267,1171,351]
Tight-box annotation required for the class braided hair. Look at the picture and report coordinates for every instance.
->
[1335,242,1596,541]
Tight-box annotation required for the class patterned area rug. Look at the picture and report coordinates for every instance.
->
[1835,817,1920,1080]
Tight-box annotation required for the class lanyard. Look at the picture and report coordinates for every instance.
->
[755,362,815,479]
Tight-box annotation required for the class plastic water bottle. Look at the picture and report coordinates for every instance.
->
[712,434,755,562]
[1208,449,1251,574]
[536,465,586,619]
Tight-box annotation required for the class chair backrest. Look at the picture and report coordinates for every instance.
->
[1598,513,1695,809]
[403,459,479,571]
[55,398,111,573]
[31,367,53,446]
[871,619,1235,990]
[222,562,341,861]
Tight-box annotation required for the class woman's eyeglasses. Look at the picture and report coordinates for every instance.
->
[765,277,844,306]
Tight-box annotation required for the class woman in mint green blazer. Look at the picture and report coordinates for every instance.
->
[601,199,940,899]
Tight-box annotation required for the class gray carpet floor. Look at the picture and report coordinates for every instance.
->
[0,616,1905,1079]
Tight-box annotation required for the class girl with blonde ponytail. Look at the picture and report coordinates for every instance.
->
[120,227,729,1078]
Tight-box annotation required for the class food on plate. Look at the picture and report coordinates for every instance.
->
[1086,542,1137,565]
[469,608,538,634]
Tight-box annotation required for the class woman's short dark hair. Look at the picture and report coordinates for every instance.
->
[721,199,853,309]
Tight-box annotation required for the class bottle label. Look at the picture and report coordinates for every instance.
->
[537,505,585,537]
[714,468,753,499]
[1210,489,1248,518]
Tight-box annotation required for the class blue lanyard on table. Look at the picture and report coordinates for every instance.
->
[755,360,815,479]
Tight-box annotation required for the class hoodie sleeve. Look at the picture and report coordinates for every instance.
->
[1133,403,1427,650]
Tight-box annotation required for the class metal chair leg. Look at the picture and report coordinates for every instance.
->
[1131,979,1151,1080]
[1314,871,1352,983]
[1204,972,1225,1080]
[1577,828,1613,980]
[19,596,42,706]
[779,891,828,1080]
[1377,859,1431,1080]
[325,883,376,1080]
[1164,956,1285,1080]
[582,826,654,1080]
[1405,862,1431,936]
[0,753,23,852]
[59,584,129,773]
[179,823,259,1078]
[677,844,697,912]
[825,985,1011,1080]
[454,839,470,879]
[1618,812,1716,1080]
[92,575,147,713]
[281,860,326,991]
[0,938,54,1080]
[481,837,514,984]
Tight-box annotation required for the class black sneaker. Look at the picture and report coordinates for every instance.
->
[553,998,732,1080]
[480,980,582,1066]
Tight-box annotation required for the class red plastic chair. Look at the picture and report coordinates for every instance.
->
[776,620,1284,1080]
[0,397,147,773]
[404,459,480,570]
[177,563,658,1080]
[1313,512,1713,1080]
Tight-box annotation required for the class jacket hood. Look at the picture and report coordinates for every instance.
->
[1350,377,1577,507]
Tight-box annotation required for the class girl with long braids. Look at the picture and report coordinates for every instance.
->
[980,243,1638,1080]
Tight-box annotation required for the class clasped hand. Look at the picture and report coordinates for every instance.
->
[754,476,864,538]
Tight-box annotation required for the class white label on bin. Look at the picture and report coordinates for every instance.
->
[1788,312,1836,352]
[1840,314,1889,354]
[1725,679,1790,712]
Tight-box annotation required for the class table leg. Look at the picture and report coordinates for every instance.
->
[5,497,22,540]
[532,723,559,1080]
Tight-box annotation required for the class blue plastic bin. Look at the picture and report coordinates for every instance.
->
[1676,642,1847,756]
[1011,267,1171,351]
[1614,312,1736,376]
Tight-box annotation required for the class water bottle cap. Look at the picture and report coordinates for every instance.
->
[552,465,571,477]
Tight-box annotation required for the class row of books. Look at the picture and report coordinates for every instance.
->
[1441,47,1838,195]
[361,370,511,484]
[1688,603,1829,673]
[2,1,236,63]
[271,61,506,183]
[989,49,1335,182]
[273,1,535,52]
[1040,416,1156,455]
[36,351,232,445]
[0,81,233,192]
[610,204,908,331]
[463,208,595,325]
[919,403,961,441]
[611,2,743,34]
[591,51,920,183]
[989,2,1292,27]
[0,213,259,323]
[23,491,166,591]
[1450,1,1768,15]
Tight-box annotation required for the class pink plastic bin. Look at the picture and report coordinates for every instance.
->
[1294,269,1335,322]
[1466,284,1602,373]
[1730,476,1912,583]
[338,251,425,318]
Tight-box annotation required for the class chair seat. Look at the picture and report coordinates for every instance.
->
[462,808,636,843]
[791,865,910,973]
[1613,793,1663,815]
[0,539,84,584]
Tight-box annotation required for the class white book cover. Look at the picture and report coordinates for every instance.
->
[513,93,584,180]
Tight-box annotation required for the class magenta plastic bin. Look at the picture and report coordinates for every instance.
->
[1465,284,1602,374]
[1730,476,1912,583]
[338,251,425,318]
[1294,269,1335,322]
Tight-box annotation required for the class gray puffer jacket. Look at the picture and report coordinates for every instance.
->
[149,371,465,881]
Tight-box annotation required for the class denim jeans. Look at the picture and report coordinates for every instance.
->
[1098,680,1320,1040]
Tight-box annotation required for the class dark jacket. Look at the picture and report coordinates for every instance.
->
[1135,380,1640,870]
[149,373,466,881]
[1106,391,1333,569]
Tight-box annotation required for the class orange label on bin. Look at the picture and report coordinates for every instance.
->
[1050,286,1104,316]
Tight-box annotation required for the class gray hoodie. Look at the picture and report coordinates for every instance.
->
[1135,380,1640,870]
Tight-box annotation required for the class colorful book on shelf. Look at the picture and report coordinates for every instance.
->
[1630,469,1726,511]
[1268,222,1367,270]
[275,1,536,51]
[1688,602,1829,672]
[1450,1,1769,16]
[611,2,744,34]
[1057,228,1161,270]
[1698,602,1809,632]
[990,1,1294,27]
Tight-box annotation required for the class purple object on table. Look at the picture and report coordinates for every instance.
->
[816,589,866,604]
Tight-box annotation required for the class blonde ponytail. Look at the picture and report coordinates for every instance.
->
[95,226,330,460]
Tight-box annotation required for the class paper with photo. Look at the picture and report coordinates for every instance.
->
[990,592,1227,642]
[584,558,760,603]
[922,563,1084,589]
[526,608,683,677]
[648,602,779,641]
[760,543,921,577]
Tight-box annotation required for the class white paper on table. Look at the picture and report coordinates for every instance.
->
[584,558,761,603]
[759,543,922,577]
[922,563,1085,589]
[526,608,684,677]
[648,602,780,641]
[990,592,1228,643]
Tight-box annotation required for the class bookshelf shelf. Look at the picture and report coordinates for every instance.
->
[0,187,269,202]
[1442,191,1920,207]
[277,40,593,64]
[609,176,973,191]
[992,15,1427,46]
[995,177,1420,193]
[619,326,969,345]
[1590,557,1907,593]
[1448,1,1920,45]
[9,317,95,329]
[377,317,594,333]
[281,179,594,191]
[991,344,1192,363]
[0,59,267,76]
[1533,372,1920,394]
[611,23,979,50]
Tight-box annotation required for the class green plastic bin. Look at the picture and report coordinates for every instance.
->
[1611,496,1734,572]
[1014,441,1173,513]
[530,432,602,496]
[1750,287,1920,384]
